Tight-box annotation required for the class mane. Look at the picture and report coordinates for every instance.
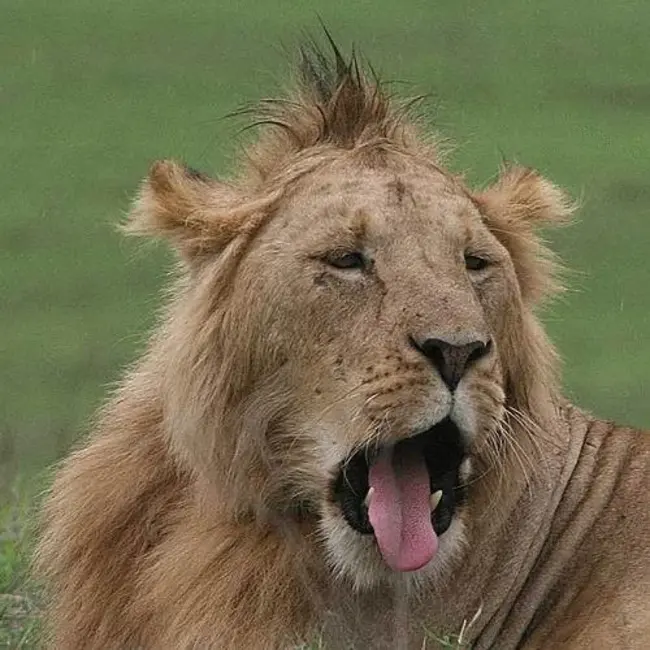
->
[244,33,436,181]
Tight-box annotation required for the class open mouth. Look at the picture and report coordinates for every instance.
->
[332,418,466,572]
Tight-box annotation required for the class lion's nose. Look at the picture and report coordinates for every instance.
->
[411,336,492,390]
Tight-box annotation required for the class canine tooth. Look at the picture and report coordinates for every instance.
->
[430,490,443,512]
[364,487,375,508]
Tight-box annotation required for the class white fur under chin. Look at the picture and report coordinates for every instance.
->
[319,507,467,592]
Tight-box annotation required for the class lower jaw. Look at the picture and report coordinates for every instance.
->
[319,508,467,591]
[328,483,463,575]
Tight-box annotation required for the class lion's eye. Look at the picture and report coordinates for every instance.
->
[326,251,366,270]
[465,254,490,272]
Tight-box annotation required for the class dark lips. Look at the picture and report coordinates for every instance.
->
[332,418,467,537]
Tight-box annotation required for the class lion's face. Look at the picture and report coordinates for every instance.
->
[131,63,569,587]
[219,154,520,586]
[132,145,568,590]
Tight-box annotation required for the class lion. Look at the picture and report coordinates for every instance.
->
[35,37,650,649]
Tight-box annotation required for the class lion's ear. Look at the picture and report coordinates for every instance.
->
[125,160,246,263]
[473,166,575,304]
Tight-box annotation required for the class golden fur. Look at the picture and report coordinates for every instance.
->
[36,38,650,649]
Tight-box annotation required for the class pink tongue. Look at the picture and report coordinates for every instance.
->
[367,445,438,572]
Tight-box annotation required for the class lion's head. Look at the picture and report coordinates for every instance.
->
[128,40,572,590]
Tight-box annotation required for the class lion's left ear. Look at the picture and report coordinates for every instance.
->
[473,166,575,304]
[125,160,256,264]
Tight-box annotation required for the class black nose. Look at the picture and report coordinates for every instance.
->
[412,337,492,390]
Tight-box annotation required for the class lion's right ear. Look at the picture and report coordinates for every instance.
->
[473,166,575,304]
[124,160,248,263]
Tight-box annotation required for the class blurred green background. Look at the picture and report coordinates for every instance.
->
[2,0,649,491]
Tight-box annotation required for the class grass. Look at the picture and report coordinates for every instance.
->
[425,634,469,650]
[0,483,41,648]
[1,0,649,646]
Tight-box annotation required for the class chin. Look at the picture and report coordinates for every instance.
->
[319,419,472,590]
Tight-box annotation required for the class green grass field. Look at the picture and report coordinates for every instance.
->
[1,0,649,645]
